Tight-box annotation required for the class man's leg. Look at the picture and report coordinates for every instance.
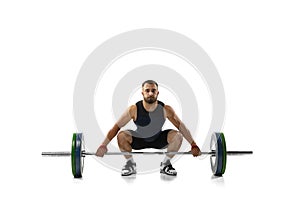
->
[160,130,183,176]
[167,130,183,158]
[117,130,133,159]
[117,130,136,176]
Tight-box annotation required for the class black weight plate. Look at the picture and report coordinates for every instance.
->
[210,132,225,176]
[73,133,84,178]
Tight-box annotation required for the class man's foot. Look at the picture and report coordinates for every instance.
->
[160,160,177,176]
[121,160,137,176]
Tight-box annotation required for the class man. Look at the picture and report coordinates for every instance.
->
[96,80,201,176]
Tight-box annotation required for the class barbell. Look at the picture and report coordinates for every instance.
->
[42,132,253,178]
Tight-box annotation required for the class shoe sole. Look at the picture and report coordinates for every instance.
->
[121,171,137,176]
[160,170,177,176]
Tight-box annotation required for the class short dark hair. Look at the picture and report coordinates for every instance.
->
[142,80,158,87]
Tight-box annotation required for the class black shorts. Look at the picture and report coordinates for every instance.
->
[127,129,173,150]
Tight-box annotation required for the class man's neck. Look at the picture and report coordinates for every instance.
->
[142,100,158,112]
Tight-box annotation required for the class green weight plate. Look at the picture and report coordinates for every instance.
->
[220,133,227,175]
[71,133,84,178]
[71,133,77,178]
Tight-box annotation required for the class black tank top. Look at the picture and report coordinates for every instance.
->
[134,100,166,139]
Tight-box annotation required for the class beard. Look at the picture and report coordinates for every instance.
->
[144,96,157,104]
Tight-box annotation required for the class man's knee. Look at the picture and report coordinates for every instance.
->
[117,131,132,144]
[175,131,183,143]
[168,130,183,143]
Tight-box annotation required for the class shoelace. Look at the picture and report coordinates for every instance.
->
[166,164,175,170]
[123,161,135,170]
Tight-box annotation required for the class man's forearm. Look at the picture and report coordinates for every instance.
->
[102,124,120,145]
[178,123,196,145]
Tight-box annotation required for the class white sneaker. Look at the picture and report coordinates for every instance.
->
[160,160,177,176]
[121,160,137,176]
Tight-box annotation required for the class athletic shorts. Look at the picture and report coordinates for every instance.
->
[127,129,173,150]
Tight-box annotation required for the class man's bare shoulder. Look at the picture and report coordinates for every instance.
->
[163,104,175,116]
[164,104,174,111]
[128,104,137,111]
[128,104,137,119]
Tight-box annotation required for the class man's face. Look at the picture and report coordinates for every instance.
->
[142,83,159,104]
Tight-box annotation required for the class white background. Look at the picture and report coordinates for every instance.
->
[1,0,299,199]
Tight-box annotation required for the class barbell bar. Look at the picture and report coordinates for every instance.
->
[41,132,253,178]
[42,151,253,156]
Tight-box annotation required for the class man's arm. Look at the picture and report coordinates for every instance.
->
[164,105,201,156]
[164,105,195,144]
[96,105,136,156]
[101,105,136,145]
